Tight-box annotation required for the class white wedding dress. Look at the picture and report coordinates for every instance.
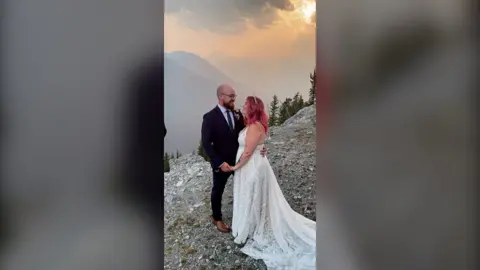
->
[231,127,316,269]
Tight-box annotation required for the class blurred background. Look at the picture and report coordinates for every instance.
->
[318,0,475,269]
[1,0,162,269]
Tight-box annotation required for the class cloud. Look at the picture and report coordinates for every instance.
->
[165,0,296,34]
[309,13,316,24]
[165,13,315,61]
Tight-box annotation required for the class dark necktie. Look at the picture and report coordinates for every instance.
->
[226,110,234,131]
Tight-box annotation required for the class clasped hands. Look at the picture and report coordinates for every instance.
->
[220,162,235,172]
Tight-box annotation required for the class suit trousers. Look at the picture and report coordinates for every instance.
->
[211,170,233,220]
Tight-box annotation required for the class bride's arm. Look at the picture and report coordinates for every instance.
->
[232,123,265,171]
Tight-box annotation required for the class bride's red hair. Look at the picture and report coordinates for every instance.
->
[244,96,268,133]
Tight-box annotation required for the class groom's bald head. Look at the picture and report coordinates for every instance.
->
[216,84,233,97]
[217,84,236,110]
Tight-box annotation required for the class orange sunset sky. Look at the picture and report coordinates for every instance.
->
[164,0,316,102]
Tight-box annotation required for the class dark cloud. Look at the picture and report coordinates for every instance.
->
[165,0,295,34]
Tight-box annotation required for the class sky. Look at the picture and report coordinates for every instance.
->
[164,0,316,102]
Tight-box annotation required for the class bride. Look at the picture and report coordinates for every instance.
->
[228,96,316,269]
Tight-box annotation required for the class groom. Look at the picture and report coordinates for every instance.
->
[201,84,266,233]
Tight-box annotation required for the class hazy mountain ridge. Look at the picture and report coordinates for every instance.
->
[164,51,252,154]
[166,51,237,84]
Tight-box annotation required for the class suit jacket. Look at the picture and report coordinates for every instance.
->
[201,106,245,170]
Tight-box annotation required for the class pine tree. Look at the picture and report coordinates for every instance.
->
[197,140,210,162]
[176,150,181,158]
[292,92,305,113]
[298,95,305,109]
[197,140,203,156]
[170,153,175,160]
[164,152,170,172]
[278,98,292,124]
[268,95,280,126]
[308,68,316,105]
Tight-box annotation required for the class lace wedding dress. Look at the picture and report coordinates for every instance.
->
[231,127,316,269]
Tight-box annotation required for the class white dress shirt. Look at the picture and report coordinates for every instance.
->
[217,104,235,129]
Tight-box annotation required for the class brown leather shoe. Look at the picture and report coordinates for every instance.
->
[211,216,231,233]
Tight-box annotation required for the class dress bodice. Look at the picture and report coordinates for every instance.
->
[238,127,266,152]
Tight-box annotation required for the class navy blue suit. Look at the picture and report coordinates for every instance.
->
[201,106,245,220]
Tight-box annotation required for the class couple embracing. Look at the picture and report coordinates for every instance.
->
[201,84,316,269]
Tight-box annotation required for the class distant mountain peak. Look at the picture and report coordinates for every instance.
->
[163,50,254,154]
[165,50,237,85]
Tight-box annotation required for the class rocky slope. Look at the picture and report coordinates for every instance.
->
[164,105,316,269]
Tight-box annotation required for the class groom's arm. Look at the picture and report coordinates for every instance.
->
[201,114,222,168]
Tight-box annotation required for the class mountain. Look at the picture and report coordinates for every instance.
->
[166,51,237,84]
[164,51,250,154]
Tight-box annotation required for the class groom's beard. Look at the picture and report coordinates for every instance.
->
[225,101,235,110]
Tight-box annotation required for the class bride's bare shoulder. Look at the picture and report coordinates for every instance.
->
[250,122,266,138]
[245,122,261,134]
[249,121,263,130]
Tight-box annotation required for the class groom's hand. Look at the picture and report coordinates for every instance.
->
[220,162,232,172]
[260,145,267,157]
